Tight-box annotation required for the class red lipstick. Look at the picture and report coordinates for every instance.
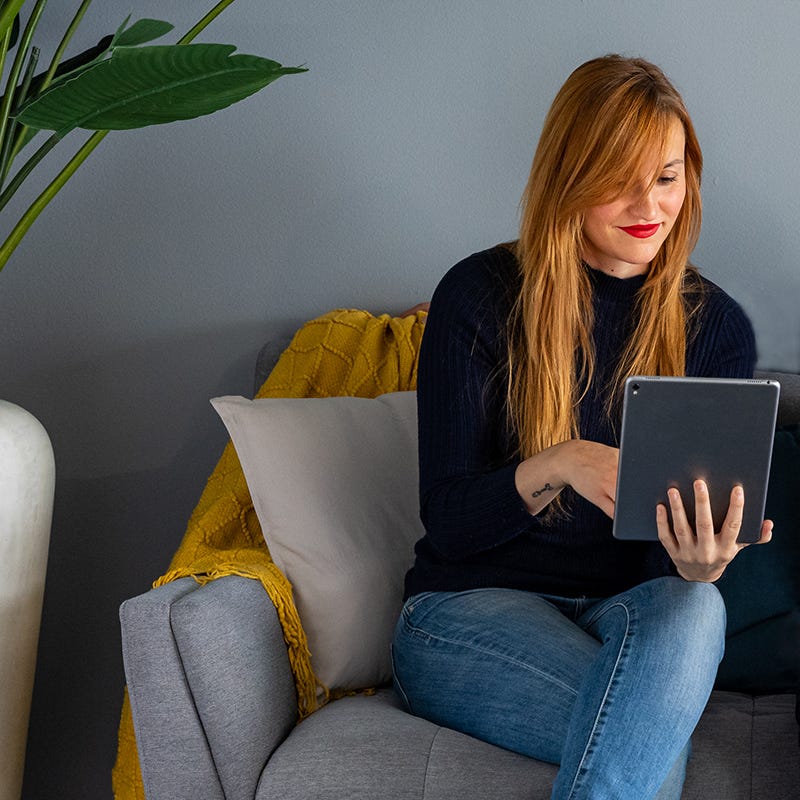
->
[620,224,660,239]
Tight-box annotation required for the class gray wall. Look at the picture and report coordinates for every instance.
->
[0,0,797,796]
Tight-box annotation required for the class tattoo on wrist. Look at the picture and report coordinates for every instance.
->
[531,483,555,499]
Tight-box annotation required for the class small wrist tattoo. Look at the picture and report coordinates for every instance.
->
[531,483,555,499]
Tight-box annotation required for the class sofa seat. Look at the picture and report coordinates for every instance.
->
[257,687,797,800]
[685,692,799,799]
[122,571,799,800]
[257,688,557,800]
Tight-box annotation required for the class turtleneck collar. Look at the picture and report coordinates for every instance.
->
[583,261,647,304]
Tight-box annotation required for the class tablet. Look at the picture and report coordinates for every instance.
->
[612,376,780,543]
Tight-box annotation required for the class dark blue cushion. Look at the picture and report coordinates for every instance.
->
[715,426,800,693]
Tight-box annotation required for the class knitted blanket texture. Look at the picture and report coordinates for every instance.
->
[111,308,427,799]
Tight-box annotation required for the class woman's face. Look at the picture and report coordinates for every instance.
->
[581,120,687,278]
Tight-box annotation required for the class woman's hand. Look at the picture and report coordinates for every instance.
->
[515,439,619,518]
[656,480,773,582]
[558,440,619,519]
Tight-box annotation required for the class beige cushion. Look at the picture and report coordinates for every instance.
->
[211,391,423,691]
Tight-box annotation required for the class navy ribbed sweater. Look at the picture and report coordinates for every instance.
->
[404,246,757,600]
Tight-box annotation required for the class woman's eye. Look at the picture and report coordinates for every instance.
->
[658,175,678,185]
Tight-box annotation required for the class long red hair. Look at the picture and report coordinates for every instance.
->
[507,54,703,459]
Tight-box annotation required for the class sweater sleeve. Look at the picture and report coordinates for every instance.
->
[416,250,535,562]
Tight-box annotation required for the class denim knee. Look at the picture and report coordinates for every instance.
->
[679,578,726,618]
[666,578,727,663]
[579,577,727,675]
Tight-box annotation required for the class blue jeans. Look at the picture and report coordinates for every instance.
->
[391,576,726,800]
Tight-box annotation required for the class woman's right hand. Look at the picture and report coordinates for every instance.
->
[515,439,619,518]
[556,439,619,519]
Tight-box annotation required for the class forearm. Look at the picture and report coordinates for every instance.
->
[420,462,537,561]
[514,442,569,515]
[515,439,620,520]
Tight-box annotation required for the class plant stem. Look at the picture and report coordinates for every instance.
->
[178,0,237,45]
[0,0,242,273]
[40,0,94,93]
[17,45,39,105]
[0,0,48,109]
[0,19,12,82]
[0,128,58,214]
[0,0,26,44]
[0,0,47,168]
[0,44,38,184]
[5,0,95,176]
[0,129,106,272]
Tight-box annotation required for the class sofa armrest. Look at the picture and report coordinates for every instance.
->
[120,578,225,800]
[121,575,298,800]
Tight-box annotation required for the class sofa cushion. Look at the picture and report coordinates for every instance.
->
[211,392,423,692]
[256,690,556,800]
[715,426,800,693]
[682,691,800,799]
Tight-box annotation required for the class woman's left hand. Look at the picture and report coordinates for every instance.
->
[656,480,773,582]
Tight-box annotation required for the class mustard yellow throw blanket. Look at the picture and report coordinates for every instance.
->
[112,308,426,799]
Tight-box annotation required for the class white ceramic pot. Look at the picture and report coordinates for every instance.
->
[0,400,54,800]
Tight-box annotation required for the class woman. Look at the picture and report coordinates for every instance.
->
[391,55,772,800]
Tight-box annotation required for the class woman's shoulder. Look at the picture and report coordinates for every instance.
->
[422,246,521,354]
[685,269,756,374]
[434,244,520,308]
[687,269,752,326]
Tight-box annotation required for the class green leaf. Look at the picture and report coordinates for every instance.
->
[41,18,177,90]
[16,44,307,134]
[113,18,174,48]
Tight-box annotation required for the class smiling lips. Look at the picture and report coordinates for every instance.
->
[619,223,661,239]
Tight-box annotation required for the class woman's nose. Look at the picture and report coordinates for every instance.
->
[629,187,658,219]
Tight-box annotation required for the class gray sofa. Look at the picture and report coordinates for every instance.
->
[120,363,800,800]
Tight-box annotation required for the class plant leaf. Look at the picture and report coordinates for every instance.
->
[113,18,174,48]
[16,44,307,134]
[111,14,132,45]
[42,18,176,89]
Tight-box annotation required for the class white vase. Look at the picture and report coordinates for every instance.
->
[0,400,54,800]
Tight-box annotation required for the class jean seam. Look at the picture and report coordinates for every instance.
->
[402,617,580,699]
[391,643,415,714]
[566,600,632,800]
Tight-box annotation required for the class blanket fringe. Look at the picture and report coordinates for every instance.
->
[154,560,328,716]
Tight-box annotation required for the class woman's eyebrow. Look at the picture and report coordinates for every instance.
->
[663,159,685,169]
